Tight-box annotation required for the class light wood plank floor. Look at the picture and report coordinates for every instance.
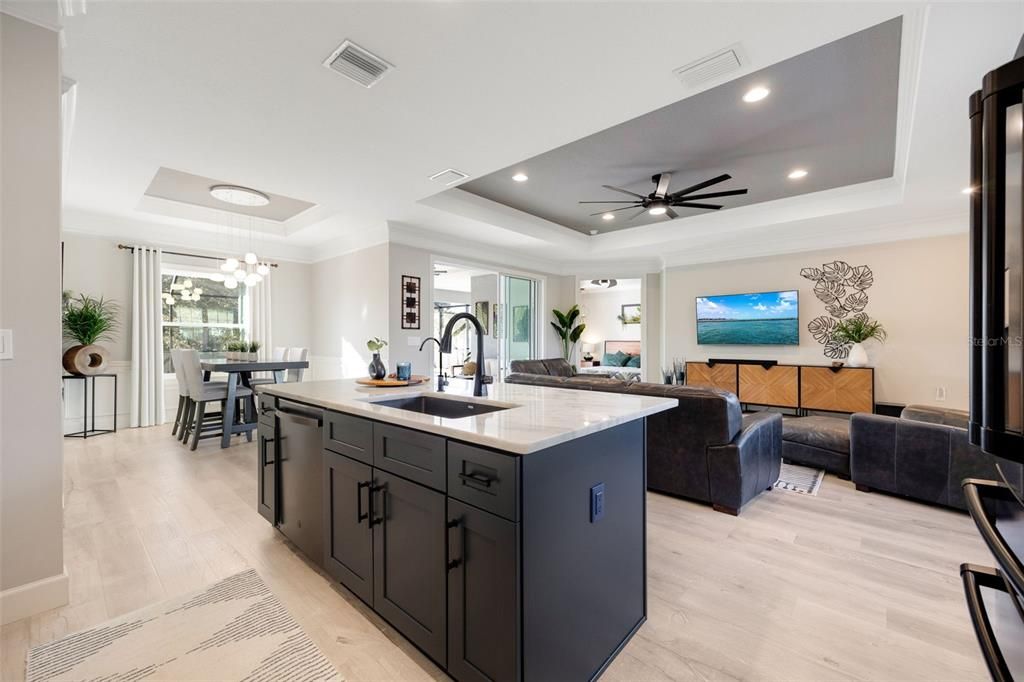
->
[1,426,994,681]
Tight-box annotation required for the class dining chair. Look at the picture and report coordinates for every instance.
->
[250,346,288,386]
[178,349,252,450]
[170,349,189,437]
[286,347,309,382]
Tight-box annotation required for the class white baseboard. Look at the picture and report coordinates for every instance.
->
[0,569,69,625]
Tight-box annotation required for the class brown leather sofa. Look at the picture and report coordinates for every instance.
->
[507,359,783,515]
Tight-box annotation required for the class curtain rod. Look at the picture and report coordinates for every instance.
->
[116,243,279,268]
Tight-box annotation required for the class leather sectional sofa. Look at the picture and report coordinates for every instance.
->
[507,359,782,515]
[850,405,1023,510]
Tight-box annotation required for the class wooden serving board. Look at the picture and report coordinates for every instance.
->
[356,375,430,387]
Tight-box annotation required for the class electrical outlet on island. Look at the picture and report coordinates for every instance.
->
[935,386,947,402]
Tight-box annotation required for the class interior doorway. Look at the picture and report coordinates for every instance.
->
[576,278,644,378]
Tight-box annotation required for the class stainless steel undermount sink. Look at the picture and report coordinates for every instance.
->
[373,395,511,419]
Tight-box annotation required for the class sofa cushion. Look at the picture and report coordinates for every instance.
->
[542,358,574,377]
[782,416,851,454]
[901,404,969,429]
[509,359,550,375]
[625,354,641,368]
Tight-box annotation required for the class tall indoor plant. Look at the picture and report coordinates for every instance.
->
[832,314,887,367]
[62,293,119,375]
[550,305,586,368]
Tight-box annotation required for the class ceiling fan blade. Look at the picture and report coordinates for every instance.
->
[626,208,648,221]
[665,207,679,219]
[673,202,723,210]
[653,172,672,198]
[675,188,748,201]
[669,173,732,199]
[601,184,646,199]
[578,200,641,204]
[589,206,643,216]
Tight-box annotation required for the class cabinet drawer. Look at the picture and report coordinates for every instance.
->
[448,442,519,521]
[373,423,446,491]
[324,411,373,464]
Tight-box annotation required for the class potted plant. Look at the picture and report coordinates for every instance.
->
[832,314,887,367]
[550,305,586,368]
[248,341,262,361]
[62,294,119,375]
[367,337,388,379]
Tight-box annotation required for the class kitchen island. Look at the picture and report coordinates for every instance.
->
[256,378,676,681]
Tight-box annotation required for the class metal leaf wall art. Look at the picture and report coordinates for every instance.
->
[800,260,875,359]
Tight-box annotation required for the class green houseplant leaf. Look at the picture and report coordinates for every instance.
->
[832,315,887,344]
[62,294,119,346]
[551,305,585,365]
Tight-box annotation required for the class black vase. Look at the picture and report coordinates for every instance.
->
[368,352,386,380]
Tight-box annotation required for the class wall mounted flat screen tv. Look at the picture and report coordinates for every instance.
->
[696,290,799,345]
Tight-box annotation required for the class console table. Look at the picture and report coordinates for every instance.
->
[685,361,874,414]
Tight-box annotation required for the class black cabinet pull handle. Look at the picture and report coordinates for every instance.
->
[368,484,385,526]
[261,439,275,465]
[356,481,371,523]
[447,518,463,570]
[458,471,493,488]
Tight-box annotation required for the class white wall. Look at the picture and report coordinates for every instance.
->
[311,242,389,380]
[662,234,970,409]
[1,13,69,622]
[579,285,643,350]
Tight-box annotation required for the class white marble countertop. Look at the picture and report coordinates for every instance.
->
[260,379,676,454]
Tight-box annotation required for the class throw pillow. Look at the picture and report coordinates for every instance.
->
[626,354,641,368]
[603,350,629,367]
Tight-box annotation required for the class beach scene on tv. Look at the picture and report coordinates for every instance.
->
[696,290,800,345]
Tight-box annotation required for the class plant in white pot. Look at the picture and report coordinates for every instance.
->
[832,314,887,367]
[62,294,119,375]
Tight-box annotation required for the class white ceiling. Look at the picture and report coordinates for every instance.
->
[59,2,1024,269]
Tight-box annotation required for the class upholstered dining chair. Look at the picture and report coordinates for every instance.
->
[249,346,289,387]
[286,347,308,382]
[178,349,252,450]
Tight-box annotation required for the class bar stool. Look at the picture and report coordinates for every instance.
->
[178,349,252,450]
[171,349,226,443]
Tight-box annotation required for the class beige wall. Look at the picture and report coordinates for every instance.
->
[311,243,390,379]
[579,285,643,349]
[662,234,969,409]
[1,13,68,619]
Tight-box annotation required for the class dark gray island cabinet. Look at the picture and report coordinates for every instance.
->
[257,391,652,682]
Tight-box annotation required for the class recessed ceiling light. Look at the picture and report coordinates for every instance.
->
[742,86,770,103]
[962,186,976,194]
[787,168,808,180]
[512,173,529,182]
[209,184,270,207]
[601,213,615,221]
[590,229,599,235]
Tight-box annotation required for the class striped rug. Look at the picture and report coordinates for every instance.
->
[26,569,341,682]
[775,462,825,496]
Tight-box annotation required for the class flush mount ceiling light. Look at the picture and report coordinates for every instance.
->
[788,168,809,180]
[209,184,271,207]
[589,279,618,289]
[742,85,771,103]
[590,229,600,235]
[512,173,529,182]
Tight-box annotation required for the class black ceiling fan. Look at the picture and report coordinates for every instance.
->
[579,172,748,220]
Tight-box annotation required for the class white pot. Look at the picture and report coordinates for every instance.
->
[847,342,869,367]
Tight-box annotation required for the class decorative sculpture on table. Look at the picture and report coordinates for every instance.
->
[800,260,875,360]
[62,293,119,375]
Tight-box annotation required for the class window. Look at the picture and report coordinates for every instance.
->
[162,269,246,373]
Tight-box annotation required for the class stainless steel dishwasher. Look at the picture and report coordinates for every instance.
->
[276,400,324,564]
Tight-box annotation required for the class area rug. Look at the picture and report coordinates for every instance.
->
[26,569,342,682]
[775,462,825,496]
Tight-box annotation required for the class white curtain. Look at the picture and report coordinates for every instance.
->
[248,272,273,359]
[129,246,165,427]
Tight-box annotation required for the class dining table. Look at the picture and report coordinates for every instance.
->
[200,358,310,448]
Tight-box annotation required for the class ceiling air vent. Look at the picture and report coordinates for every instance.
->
[672,44,745,90]
[323,40,393,88]
[429,168,469,186]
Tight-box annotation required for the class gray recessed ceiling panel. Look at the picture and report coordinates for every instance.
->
[456,17,902,235]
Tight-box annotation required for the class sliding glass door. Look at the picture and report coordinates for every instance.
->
[500,275,537,376]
